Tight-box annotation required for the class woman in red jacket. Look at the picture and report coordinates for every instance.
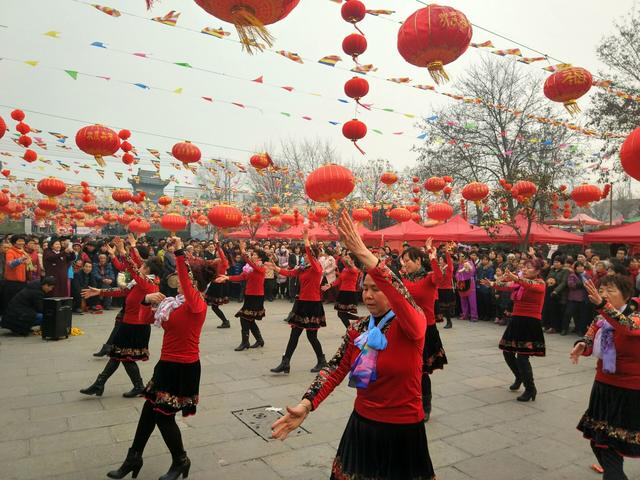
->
[203,236,230,329]
[269,229,327,374]
[327,252,362,328]
[571,275,640,480]
[107,237,214,480]
[436,250,456,329]
[217,241,268,351]
[400,239,451,421]
[271,212,435,480]
[80,237,163,398]
[484,258,546,402]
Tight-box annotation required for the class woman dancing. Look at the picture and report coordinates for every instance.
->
[327,252,362,329]
[436,251,456,329]
[571,276,640,480]
[204,234,230,329]
[107,237,213,480]
[269,229,327,374]
[482,258,546,402]
[271,212,435,480]
[80,236,162,398]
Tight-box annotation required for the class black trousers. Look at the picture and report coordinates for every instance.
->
[591,442,628,480]
[544,295,566,331]
[284,327,323,360]
[131,400,184,459]
[476,289,494,320]
[563,300,591,335]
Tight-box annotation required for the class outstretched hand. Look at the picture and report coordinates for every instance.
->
[337,211,377,270]
[81,287,101,299]
[271,404,309,441]
[570,342,586,364]
[584,279,604,306]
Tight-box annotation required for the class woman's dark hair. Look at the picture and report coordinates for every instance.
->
[599,274,634,300]
[136,245,150,259]
[573,261,585,270]
[347,252,361,269]
[307,244,321,258]
[255,249,269,263]
[525,257,544,273]
[10,235,26,245]
[144,256,164,277]
[186,258,218,292]
[41,276,56,286]
[553,255,565,264]
[402,247,425,263]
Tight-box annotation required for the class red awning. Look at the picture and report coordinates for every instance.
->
[464,215,583,245]
[421,215,487,242]
[363,220,435,242]
[584,221,640,244]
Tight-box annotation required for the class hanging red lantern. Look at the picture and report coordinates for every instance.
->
[10,110,25,122]
[128,218,151,234]
[314,207,330,220]
[388,207,412,223]
[23,149,37,163]
[268,216,282,227]
[342,119,367,154]
[342,33,367,62]
[34,207,47,219]
[72,212,86,221]
[512,180,537,201]
[18,135,32,148]
[124,207,136,216]
[120,141,133,152]
[37,198,58,212]
[160,213,187,233]
[412,176,420,183]
[424,176,446,194]
[181,199,191,207]
[117,214,133,226]
[601,184,611,200]
[196,215,209,227]
[76,124,121,167]
[119,129,131,140]
[443,175,453,183]
[0,191,8,207]
[112,189,133,204]
[543,65,593,115]
[0,115,5,140]
[352,208,370,222]
[412,186,421,194]
[427,202,454,221]
[16,122,30,135]
[380,171,398,186]
[443,186,453,196]
[158,195,173,207]
[122,153,135,165]
[269,205,281,216]
[83,204,99,215]
[341,0,366,33]
[37,177,66,198]
[250,153,273,172]
[305,164,356,210]
[131,194,144,204]
[570,184,602,207]
[344,77,369,106]
[462,182,489,204]
[172,141,201,164]
[207,204,243,229]
[280,213,295,225]
[81,194,93,203]
[620,127,640,181]
[397,5,472,84]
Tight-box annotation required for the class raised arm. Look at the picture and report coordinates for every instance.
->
[175,248,207,314]
[216,245,229,273]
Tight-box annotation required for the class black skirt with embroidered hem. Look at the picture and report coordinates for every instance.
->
[577,380,640,458]
[499,315,546,356]
[331,411,435,480]
[436,289,456,319]
[109,322,151,362]
[206,282,229,306]
[235,294,265,322]
[423,324,447,374]
[335,290,359,315]
[144,360,201,417]
[289,300,326,330]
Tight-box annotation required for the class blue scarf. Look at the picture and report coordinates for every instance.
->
[348,310,395,389]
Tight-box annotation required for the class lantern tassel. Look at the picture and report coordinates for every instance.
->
[427,61,450,85]
[353,24,365,36]
[356,99,371,111]
[352,141,366,155]
[563,100,581,116]
[94,154,106,168]
[231,6,275,54]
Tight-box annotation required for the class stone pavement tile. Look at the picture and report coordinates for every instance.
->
[217,377,273,394]
[109,420,160,443]
[214,436,292,465]
[433,466,473,479]
[462,375,508,389]
[548,384,593,403]
[28,378,88,396]
[454,450,546,480]
[474,399,542,422]
[465,386,519,404]
[98,395,146,411]
[0,385,29,399]
[198,390,265,412]
[435,394,487,413]
[525,408,584,431]
[190,459,282,480]
[68,406,141,431]
[5,417,69,441]
[183,424,239,448]
[507,437,585,470]
[30,398,105,421]
[0,407,29,425]
[427,440,472,469]
[284,419,345,450]
[263,443,335,478]
[3,451,78,480]
[72,437,167,469]
[30,427,113,455]
[437,408,505,433]
[424,420,461,441]
[536,463,598,480]
[445,427,520,456]
[0,439,29,462]
[3,392,63,411]
[434,381,478,397]
[536,371,594,393]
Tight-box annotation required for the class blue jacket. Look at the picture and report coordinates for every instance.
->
[92,262,116,287]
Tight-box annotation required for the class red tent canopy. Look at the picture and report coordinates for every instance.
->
[422,215,486,242]
[279,224,306,239]
[308,223,339,241]
[584,221,640,244]
[226,224,286,239]
[363,220,434,242]
[464,215,584,245]
[546,213,604,226]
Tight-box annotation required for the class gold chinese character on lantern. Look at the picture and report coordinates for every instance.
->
[438,11,469,31]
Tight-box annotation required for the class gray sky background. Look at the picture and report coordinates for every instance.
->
[0,0,635,192]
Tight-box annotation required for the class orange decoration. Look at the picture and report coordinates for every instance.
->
[158,195,173,207]
[128,218,151,234]
[380,171,398,186]
[424,176,446,193]
[352,208,370,222]
[37,198,58,212]
[427,202,454,221]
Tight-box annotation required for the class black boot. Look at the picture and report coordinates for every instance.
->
[235,319,250,351]
[310,354,327,373]
[423,393,433,422]
[516,355,537,402]
[79,374,108,396]
[217,320,230,329]
[159,452,191,480]
[93,344,111,357]
[444,318,452,329]
[503,351,522,392]
[248,322,264,348]
[122,362,145,398]
[107,448,143,479]
[270,356,291,374]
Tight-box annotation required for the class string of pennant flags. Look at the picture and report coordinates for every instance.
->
[68,1,626,140]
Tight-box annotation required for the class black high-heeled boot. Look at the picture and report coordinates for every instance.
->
[93,344,112,357]
[310,355,327,373]
[270,356,290,374]
[509,380,522,391]
[235,319,250,351]
[107,448,143,479]
[516,356,537,402]
[159,452,191,480]
[122,362,145,398]
[79,374,107,396]
[248,323,264,348]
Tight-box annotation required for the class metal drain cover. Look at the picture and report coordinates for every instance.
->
[232,405,310,441]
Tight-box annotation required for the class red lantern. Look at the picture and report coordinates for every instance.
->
[172,141,201,164]
[412,176,420,183]
[380,172,398,186]
[352,208,370,222]
[268,216,282,227]
[0,191,8,207]
[412,186,421,194]
[18,135,32,148]
[281,213,295,225]
[342,0,366,30]
[443,175,453,183]
[462,182,489,203]
[118,214,133,226]
[34,207,47,219]
[76,125,121,167]
[0,115,5,140]
[207,204,243,229]
[543,65,593,115]
[119,129,131,140]
[314,207,329,220]
[250,153,273,172]
[512,180,537,200]
[37,177,66,198]
[122,153,135,165]
[571,184,602,207]
[158,195,173,207]
[83,204,99,215]
[305,164,356,210]
[424,176,446,194]
[389,207,412,223]
[81,194,93,203]
[397,5,472,84]
[160,213,187,233]
[427,202,453,221]
[342,119,367,154]
[443,186,452,196]
[124,207,136,216]
[112,189,133,204]
[23,149,37,163]
[344,77,369,106]
[10,110,25,122]
[128,218,151,234]
[120,141,132,152]
[269,205,281,216]
[37,198,58,212]
[620,127,640,181]
[342,33,367,62]
[196,215,209,227]
[181,199,191,207]
[16,122,30,135]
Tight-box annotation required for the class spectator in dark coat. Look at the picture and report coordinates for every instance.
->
[72,261,96,313]
[0,277,56,335]
[92,254,116,309]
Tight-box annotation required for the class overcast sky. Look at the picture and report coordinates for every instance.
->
[0,0,635,192]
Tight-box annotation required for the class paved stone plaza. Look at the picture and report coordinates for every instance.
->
[1,300,639,480]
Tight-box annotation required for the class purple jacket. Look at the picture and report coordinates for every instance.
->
[567,272,588,302]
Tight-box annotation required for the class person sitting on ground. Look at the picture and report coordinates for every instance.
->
[0,276,56,335]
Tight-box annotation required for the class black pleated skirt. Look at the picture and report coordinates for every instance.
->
[423,324,447,374]
[206,282,229,306]
[499,315,546,356]
[331,411,435,480]
[109,323,151,362]
[235,294,265,322]
[577,381,640,457]
[144,360,201,417]
[335,290,359,315]
[289,300,326,330]
[436,289,456,318]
